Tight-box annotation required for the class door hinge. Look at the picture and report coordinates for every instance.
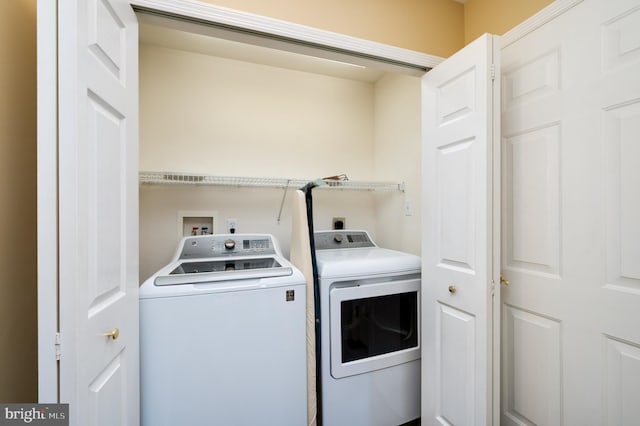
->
[55,332,61,361]
[490,64,496,81]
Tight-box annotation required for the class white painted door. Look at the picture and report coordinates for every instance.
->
[500,0,640,424]
[54,0,139,424]
[422,34,500,426]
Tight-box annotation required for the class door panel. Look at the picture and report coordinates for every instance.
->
[57,0,139,424]
[605,101,640,290]
[87,92,126,315]
[504,124,560,277]
[437,304,475,426]
[437,138,476,273]
[502,306,561,425]
[88,354,125,426]
[88,0,127,79]
[436,68,476,126]
[605,337,640,425]
[422,34,500,426]
[501,0,640,424]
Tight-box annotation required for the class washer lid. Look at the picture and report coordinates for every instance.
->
[153,256,293,286]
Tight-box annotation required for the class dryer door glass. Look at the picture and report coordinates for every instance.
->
[341,291,417,362]
[329,278,421,378]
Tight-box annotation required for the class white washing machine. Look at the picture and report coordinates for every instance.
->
[314,230,421,426]
[140,234,307,426]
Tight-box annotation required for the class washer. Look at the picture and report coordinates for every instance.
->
[140,234,307,426]
[314,230,421,426]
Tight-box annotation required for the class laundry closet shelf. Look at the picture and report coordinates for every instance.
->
[139,171,405,192]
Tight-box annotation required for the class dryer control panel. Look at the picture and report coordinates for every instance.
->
[314,230,376,250]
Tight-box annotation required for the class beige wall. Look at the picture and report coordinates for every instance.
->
[140,44,376,179]
[138,43,418,279]
[464,0,555,44]
[199,0,465,58]
[373,73,422,255]
[140,186,381,281]
[0,0,38,402]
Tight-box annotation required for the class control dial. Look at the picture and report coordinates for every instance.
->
[333,234,343,243]
[224,239,236,250]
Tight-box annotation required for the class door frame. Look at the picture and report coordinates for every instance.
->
[37,0,59,403]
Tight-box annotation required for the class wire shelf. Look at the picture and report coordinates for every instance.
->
[139,171,405,192]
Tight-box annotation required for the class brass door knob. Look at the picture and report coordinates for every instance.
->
[104,328,120,340]
[448,285,457,294]
[500,274,510,286]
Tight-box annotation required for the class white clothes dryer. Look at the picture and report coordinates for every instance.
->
[314,230,421,426]
[140,234,307,426]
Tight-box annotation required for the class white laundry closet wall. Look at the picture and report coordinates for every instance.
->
[138,40,421,281]
[373,73,422,256]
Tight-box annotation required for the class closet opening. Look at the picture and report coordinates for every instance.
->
[134,4,434,280]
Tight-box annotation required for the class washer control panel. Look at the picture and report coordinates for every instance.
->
[177,234,277,259]
[314,230,376,250]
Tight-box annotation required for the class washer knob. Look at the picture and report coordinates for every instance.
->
[224,239,236,250]
[334,234,343,243]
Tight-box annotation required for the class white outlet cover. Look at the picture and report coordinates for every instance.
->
[404,199,413,216]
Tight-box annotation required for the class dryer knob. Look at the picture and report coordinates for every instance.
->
[334,234,343,243]
[224,239,236,250]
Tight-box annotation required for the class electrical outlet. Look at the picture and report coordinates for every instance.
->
[227,218,238,233]
[332,217,346,230]
[404,199,413,216]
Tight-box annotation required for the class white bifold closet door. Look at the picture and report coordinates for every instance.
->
[421,34,501,426]
[500,0,640,424]
[38,0,140,424]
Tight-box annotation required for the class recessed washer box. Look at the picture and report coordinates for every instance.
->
[178,210,218,237]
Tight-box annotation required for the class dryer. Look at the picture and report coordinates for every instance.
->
[140,234,307,426]
[314,230,421,426]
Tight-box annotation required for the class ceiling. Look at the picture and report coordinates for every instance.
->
[139,17,390,83]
